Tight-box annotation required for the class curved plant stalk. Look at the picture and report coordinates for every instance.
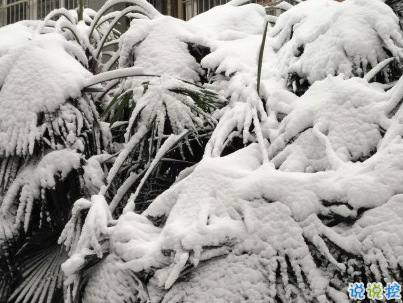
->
[99,125,149,196]
[95,78,121,103]
[103,39,120,49]
[103,51,121,72]
[364,57,394,82]
[95,8,150,30]
[107,168,145,213]
[88,0,161,39]
[122,130,189,213]
[58,24,84,48]
[94,7,147,60]
[257,20,269,96]
[37,8,76,34]
[83,67,157,89]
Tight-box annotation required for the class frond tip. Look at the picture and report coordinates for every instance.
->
[7,245,66,303]
[1,150,81,233]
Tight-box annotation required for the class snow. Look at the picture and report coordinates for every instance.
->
[117,74,215,150]
[118,16,201,82]
[105,121,403,300]
[364,57,395,82]
[200,35,261,76]
[0,149,81,231]
[269,75,386,166]
[0,33,91,156]
[84,66,145,87]
[188,3,266,40]
[275,1,294,11]
[269,0,403,84]
[111,212,165,271]
[82,0,403,299]
[81,254,148,303]
[61,195,112,284]
[83,154,110,195]
[2,0,403,302]
[0,23,34,57]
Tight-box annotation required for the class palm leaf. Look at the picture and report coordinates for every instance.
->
[7,245,66,303]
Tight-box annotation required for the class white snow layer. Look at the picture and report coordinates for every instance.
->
[269,0,403,83]
[0,32,91,156]
[117,16,201,81]
[0,149,81,232]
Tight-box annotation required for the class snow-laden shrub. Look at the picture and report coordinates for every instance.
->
[2,0,403,302]
[60,0,403,302]
[0,0,223,301]
[0,31,99,232]
[270,0,403,94]
[65,75,403,302]
[0,9,109,302]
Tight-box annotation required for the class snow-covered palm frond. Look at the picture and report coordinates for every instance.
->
[269,0,403,94]
[0,150,81,232]
[2,0,403,302]
[0,22,108,303]
[268,75,389,170]
[114,15,200,79]
[99,76,221,210]
[122,76,218,142]
[85,10,227,209]
[62,199,162,302]
[0,31,105,232]
[0,162,83,303]
[58,1,403,302]
[0,33,89,157]
[205,85,268,158]
[0,236,24,301]
[88,0,162,73]
[97,83,403,299]
[60,195,112,302]
[7,245,66,303]
[34,2,160,74]
[80,254,148,303]
[35,7,123,74]
[59,195,111,263]
[187,3,271,157]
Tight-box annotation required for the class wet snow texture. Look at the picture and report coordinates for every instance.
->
[0,32,91,156]
[25,0,403,302]
[0,16,105,240]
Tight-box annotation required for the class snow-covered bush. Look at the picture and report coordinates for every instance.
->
[270,0,403,94]
[1,0,403,302]
[0,15,108,303]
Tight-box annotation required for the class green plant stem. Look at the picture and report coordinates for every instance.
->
[257,20,269,96]
[78,0,83,21]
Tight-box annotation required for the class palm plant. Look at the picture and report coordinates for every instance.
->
[2,0,403,303]
[0,0,221,302]
[62,1,403,303]
[0,25,105,302]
